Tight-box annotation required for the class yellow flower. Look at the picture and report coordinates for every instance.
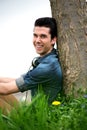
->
[52,101,61,106]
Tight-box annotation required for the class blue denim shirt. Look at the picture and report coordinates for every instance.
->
[16,48,63,103]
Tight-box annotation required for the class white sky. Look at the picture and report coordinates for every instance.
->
[0,0,51,77]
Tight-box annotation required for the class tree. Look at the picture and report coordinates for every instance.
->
[49,0,87,95]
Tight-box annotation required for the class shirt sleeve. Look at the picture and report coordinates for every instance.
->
[16,61,53,92]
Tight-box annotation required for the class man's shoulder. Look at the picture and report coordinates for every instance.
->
[43,53,58,63]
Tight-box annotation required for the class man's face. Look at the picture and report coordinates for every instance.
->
[33,26,56,56]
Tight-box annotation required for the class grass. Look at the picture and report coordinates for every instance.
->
[0,92,87,130]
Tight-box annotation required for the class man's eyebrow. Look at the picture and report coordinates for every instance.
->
[40,34,47,36]
[41,33,47,36]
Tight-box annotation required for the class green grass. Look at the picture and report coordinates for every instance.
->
[0,92,87,130]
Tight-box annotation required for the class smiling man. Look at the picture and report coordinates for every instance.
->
[0,17,62,114]
[33,26,56,56]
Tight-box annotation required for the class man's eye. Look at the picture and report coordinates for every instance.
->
[41,35,46,38]
[33,34,37,38]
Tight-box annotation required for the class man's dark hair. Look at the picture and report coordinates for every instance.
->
[34,17,57,39]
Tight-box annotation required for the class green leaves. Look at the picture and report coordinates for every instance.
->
[0,93,87,130]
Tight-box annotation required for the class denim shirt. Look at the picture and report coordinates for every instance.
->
[16,48,63,103]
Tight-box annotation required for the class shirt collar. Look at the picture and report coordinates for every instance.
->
[38,48,58,63]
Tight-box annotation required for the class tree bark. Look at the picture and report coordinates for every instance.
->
[49,0,87,95]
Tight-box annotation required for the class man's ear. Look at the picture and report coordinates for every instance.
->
[51,37,57,45]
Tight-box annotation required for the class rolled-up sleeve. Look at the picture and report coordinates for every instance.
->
[16,76,25,92]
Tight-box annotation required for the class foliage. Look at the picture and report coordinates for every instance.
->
[0,92,87,130]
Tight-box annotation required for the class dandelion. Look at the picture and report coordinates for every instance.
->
[52,101,61,106]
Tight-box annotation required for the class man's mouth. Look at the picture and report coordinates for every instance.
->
[36,45,43,49]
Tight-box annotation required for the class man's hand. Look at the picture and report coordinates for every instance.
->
[0,80,19,95]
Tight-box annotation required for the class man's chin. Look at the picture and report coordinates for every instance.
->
[36,51,44,56]
[36,51,41,55]
[36,50,42,54]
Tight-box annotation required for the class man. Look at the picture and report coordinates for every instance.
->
[0,17,62,114]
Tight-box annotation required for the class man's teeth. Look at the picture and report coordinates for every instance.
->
[37,45,42,48]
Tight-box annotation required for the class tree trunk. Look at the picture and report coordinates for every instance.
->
[49,0,87,95]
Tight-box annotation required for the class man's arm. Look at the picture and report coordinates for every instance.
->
[0,77,15,83]
[0,80,19,95]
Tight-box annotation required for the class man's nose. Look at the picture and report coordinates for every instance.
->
[36,36,41,42]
